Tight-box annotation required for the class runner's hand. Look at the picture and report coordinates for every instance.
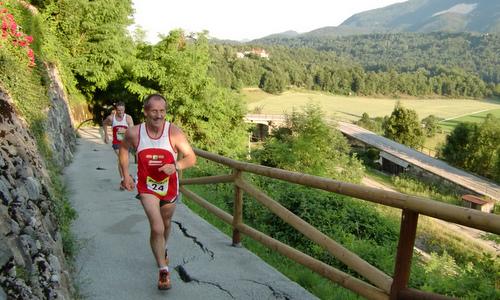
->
[158,163,176,175]
[121,176,135,191]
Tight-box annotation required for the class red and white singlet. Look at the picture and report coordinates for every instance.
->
[136,122,178,202]
[112,113,129,145]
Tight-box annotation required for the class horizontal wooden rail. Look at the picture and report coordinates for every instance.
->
[194,148,500,234]
[181,174,235,185]
[235,177,393,293]
[180,187,389,300]
[181,187,233,224]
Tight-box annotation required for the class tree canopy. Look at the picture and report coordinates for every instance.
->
[383,102,424,148]
[254,104,365,181]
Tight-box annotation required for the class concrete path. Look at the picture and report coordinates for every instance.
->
[65,127,316,300]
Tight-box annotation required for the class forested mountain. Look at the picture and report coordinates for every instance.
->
[341,0,500,34]
[264,0,500,39]
[242,1,500,98]
[210,32,500,98]
[253,32,500,84]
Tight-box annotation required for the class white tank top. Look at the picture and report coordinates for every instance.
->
[112,113,128,127]
[111,113,128,144]
[136,122,178,201]
[137,122,176,155]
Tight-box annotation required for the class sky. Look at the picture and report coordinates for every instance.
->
[131,0,408,43]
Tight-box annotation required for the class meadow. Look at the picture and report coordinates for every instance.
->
[244,88,500,125]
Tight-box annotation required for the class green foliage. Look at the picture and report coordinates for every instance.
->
[413,252,500,299]
[254,104,364,181]
[209,33,497,98]
[184,157,499,298]
[259,69,286,94]
[383,102,424,148]
[355,112,384,134]
[41,0,134,96]
[255,32,500,86]
[421,115,441,137]
[441,115,500,182]
[183,161,362,299]
[120,30,248,156]
[48,167,78,258]
[391,174,461,206]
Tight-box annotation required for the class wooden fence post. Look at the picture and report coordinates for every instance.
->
[232,169,243,247]
[391,209,419,300]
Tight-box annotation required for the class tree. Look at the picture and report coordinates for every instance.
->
[124,30,248,157]
[421,115,441,137]
[383,102,424,148]
[259,69,286,94]
[254,104,364,182]
[356,112,383,134]
[440,122,477,169]
[440,116,500,183]
[43,0,134,96]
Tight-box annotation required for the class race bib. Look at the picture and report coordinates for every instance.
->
[116,128,126,141]
[146,176,169,196]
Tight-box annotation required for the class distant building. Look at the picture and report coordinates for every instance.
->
[236,48,270,59]
[249,48,269,58]
[461,194,495,213]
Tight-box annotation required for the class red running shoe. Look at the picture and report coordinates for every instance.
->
[158,269,171,290]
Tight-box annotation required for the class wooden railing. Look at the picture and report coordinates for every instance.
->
[180,149,500,300]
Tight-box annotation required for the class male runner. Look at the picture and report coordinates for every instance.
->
[103,102,134,183]
[119,94,196,290]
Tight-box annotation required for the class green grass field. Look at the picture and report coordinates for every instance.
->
[244,89,500,124]
[438,108,500,132]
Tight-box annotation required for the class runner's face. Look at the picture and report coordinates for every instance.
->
[144,99,166,127]
[116,106,125,118]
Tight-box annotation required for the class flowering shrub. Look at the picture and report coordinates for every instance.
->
[0,2,35,67]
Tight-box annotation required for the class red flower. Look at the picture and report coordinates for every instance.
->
[25,35,33,44]
[9,21,15,32]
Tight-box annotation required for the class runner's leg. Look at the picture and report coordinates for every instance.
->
[160,202,176,247]
[113,148,124,179]
[140,194,168,267]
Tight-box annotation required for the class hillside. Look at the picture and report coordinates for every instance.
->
[341,0,500,34]
[258,0,500,40]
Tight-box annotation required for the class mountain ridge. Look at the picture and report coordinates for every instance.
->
[256,0,500,40]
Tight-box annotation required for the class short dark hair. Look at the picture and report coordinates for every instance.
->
[143,94,167,110]
[115,101,125,108]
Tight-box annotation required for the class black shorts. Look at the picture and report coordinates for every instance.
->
[113,144,135,153]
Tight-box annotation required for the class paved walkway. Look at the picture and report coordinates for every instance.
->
[65,127,316,300]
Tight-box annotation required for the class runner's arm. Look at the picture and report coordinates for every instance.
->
[119,127,136,190]
[103,115,112,144]
[173,125,196,171]
[157,125,196,175]
[127,115,134,127]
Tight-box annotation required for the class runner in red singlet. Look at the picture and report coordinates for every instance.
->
[103,102,134,184]
[119,94,196,290]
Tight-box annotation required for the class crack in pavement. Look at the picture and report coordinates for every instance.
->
[244,279,292,300]
[175,265,235,299]
[173,220,215,260]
